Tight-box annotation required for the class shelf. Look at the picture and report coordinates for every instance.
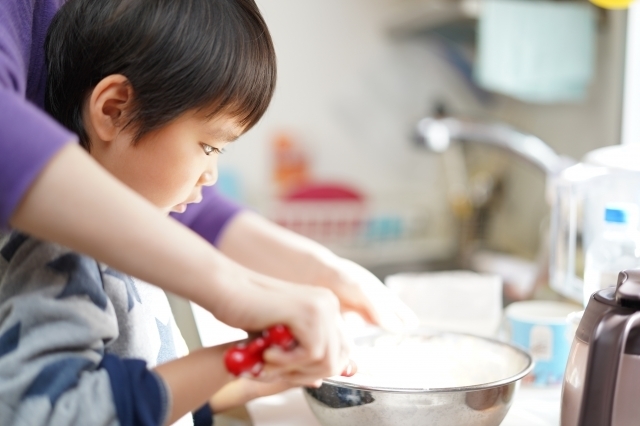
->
[386,0,479,39]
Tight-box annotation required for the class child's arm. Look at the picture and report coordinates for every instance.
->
[150,344,294,424]
[153,344,235,424]
[155,348,304,424]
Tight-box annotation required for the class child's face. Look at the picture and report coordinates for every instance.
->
[91,110,241,214]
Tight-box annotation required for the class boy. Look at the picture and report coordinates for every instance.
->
[0,0,328,425]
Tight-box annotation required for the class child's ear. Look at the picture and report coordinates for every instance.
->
[87,74,134,142]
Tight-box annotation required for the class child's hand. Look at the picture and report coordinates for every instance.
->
[209,378,298,413]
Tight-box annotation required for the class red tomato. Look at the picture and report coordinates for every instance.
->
[225,324,297,377]
[264,324,296,349]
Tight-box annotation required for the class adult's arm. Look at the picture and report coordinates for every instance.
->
[10,144,350,383]
[2,0,349,388]
[0,88,77,227]
[170,185,244,248]
[217,210,419,331]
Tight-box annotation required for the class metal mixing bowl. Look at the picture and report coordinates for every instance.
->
[304,330,533,426]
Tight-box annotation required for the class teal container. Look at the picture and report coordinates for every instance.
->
[505,301,580,386]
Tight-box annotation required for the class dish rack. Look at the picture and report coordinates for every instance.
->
[272,183,366,245]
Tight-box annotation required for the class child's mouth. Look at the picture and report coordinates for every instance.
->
[171,196,202,214]
[171,203,188,213]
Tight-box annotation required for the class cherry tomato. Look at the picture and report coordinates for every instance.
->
[225,324,297,377]
[264,324,296,349]
[224,346,261,376]
[247,336,268,355]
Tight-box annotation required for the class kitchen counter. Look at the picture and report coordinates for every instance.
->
[242,383,562,426]
[501,385,561,425]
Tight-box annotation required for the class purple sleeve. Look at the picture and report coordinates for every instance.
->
[0,89,76,227]
[171,185,245,247]
[0,0,77,228]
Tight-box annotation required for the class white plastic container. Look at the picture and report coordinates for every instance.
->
[583,204,640,307]
[385,271,503,337]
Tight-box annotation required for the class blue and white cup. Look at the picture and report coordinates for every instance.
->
[505,301,581,386]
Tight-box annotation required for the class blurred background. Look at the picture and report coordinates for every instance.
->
[165,1,640,423]
[212,0,627,298]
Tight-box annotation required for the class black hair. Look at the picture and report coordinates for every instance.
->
[45,0,276,150]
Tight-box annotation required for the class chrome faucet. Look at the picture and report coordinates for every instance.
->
[414,115,575,295]
[414,116,569,176]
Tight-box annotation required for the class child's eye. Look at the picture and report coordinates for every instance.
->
[201,144,222,156]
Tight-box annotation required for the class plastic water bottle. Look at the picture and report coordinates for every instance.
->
[583,204,640,307]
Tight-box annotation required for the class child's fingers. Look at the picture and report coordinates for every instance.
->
[253,365,319,387]
[263,342,351,376]
[262,346,307,366]
[270,371,327,388]
[239,377,298,398]
[258,367,322,387]
[261,348,357,383]
[263,350,357,377]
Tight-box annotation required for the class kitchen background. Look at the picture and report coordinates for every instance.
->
[218,0,626,275]
[170,0,631,347]
[167,1,639,423]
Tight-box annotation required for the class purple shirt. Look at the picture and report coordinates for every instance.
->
[0,0,243,244]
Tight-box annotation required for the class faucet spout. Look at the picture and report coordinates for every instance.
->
[416,117,567,176]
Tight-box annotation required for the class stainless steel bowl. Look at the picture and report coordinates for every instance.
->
[304,330,533,426]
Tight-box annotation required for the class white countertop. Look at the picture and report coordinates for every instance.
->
[501,385,561,426]
[246,384,562,426]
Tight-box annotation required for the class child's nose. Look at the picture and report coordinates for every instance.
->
[199,170,217,187]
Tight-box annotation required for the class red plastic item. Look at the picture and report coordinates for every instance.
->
[283,183,364,201]
[274,183,366,244]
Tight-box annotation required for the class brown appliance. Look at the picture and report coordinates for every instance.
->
[561,269,640,426]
